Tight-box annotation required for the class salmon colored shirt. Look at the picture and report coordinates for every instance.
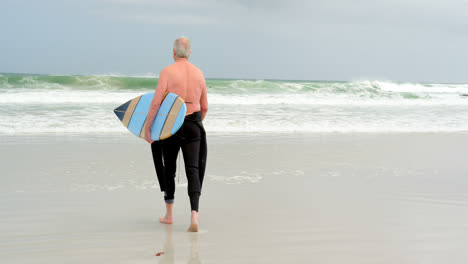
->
[152,58,208,117]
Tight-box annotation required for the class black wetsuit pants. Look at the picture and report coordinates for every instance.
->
[151,112,202,212]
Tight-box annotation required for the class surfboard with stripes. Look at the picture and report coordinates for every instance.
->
[114,92,186,141]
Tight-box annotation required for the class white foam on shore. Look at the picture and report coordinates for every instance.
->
[371,80,468,94]
[209,174,263,184]
[2,116,468,134]
[2,78,468,135]
[2,89,468,106]
[0,90,142,104]
[209,93,468,106]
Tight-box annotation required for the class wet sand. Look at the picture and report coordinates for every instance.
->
[1,133,468,263]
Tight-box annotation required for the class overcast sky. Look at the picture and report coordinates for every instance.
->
[2,0,468,82]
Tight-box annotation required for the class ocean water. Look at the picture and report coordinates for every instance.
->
[1,73,468,135]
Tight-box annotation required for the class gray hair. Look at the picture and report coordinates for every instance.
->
[173,36,191,58]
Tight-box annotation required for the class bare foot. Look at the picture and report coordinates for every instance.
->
[187,210,199,232]
[160,202,173,224]
[160,215,173,224]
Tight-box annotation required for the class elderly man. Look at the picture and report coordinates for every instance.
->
[145,37,208,232]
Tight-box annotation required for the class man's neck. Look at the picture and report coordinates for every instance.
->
[174,57,188,62]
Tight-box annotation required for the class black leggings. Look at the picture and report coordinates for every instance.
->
[153,113,202,211]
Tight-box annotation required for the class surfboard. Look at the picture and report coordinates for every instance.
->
[114,92,186,141]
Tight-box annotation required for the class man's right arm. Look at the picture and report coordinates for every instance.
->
[200,75,208,120]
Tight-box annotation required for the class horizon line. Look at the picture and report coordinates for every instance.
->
[0,71,466,85]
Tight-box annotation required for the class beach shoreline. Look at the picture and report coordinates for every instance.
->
[1,132,468,263]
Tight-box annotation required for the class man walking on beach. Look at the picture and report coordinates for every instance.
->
[144,37,208,232]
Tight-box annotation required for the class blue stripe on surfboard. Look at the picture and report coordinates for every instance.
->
[171,103,187,135]
[127,92,154,137]
[150,93,178,141]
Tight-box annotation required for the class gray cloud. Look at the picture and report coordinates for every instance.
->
[2,0,468,82]
[121,13,219,25]
[91,0,468,37]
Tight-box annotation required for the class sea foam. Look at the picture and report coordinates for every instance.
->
[1,74,468,134]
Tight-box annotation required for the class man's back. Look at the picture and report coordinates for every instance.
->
[157,58,207,116]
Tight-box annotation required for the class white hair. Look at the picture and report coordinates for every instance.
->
[173,36,191,58]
